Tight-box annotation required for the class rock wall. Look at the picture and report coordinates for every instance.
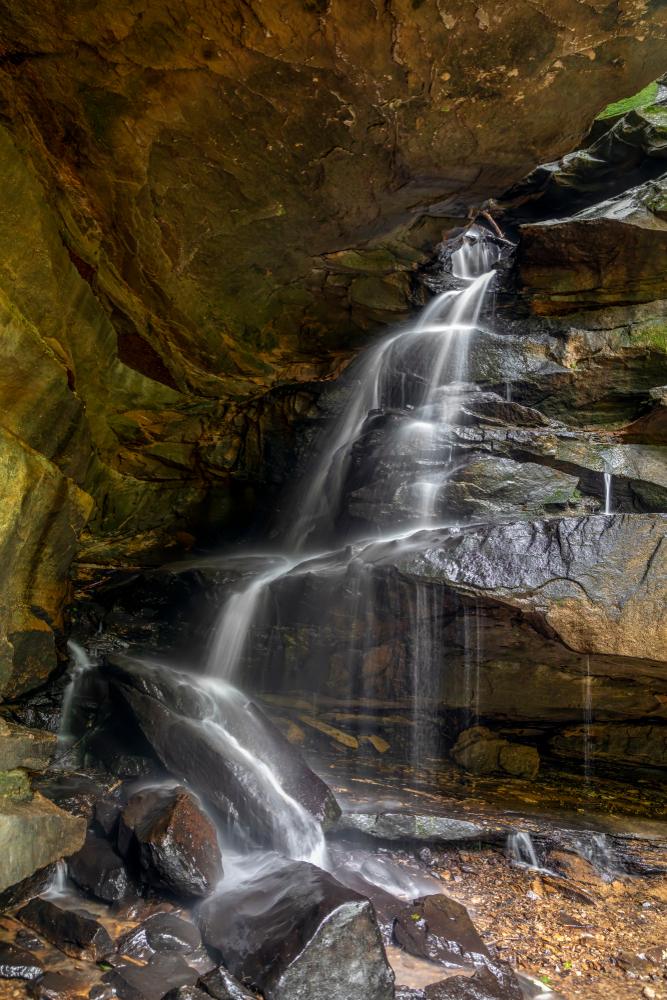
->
[1,0,666,695]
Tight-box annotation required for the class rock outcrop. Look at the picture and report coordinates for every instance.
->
[0,0,666,695]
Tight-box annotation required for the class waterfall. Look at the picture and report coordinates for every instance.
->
[604,472,612,514]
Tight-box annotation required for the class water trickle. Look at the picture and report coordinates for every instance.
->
[507,831,544,871]
[58,640,95,744]
[604,472,612,514]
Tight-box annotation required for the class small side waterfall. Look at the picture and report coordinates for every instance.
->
[604,472,612,514]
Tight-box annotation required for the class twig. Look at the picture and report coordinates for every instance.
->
[479,210,505,239]
[51,732,88,764]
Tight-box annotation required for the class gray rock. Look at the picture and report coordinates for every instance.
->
[333,811,497,842]
[0,791,85,893]
[103,953,198,1000]
[423,961,523,999]
[199,860,394,1000]
[0,941,44,982]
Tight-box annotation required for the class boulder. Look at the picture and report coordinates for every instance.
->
[333,812,499,843]
[17,898,114,961]
[102,953,198,1000]
[451,729,539,780]
[0,941,44,982]
[0,721,57,771]
[118,785,223,898]
[0,864,56,915]
[67,836,140,903]
[117,912,213,973]
[199,860,394,1000]
[423,961,523,999]
[331,867,402,946]
[0,791,85,893]
[164,989,210,1000]
[106,657,341,849]
[28,972,90,1000]
[38,777,107,822]
[198,967,256,1000]
[394,894,490,967]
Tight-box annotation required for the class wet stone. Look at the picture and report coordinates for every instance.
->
[94,801,123,839]
[423,962,523,999]
[198,966,256,1000]
[38,778,106,821]
[29,972,90,1000]
[331,867,402,946]
[394,894,490,967]
[117,912,212,971]
[18,897,115,961]
[68,836,140,903]
[163,989,209,1000]
[0,864,57,915]
[102,952,198,1000]
[118,786,223,898]
[0,941,44,982]
[199,859,394,1000]
[14,929,44,950]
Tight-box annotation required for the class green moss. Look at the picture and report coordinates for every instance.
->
[597,80,659,120]
[634,322,667,353]
[0,769,32,805]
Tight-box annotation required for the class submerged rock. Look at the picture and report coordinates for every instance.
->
[394,894,490,967]
[17,898,114,961]
[118,785,223,898]
[0,941,44,982]
[103,953,198,1000]
[199,860,394,1000]
[68,836,140,902]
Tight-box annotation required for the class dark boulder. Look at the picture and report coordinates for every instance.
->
[18,898,114,961]
[199,860,394,1000]
[423,961,523,999]
[0,941,44,982]
[38,777,106,822]
[117,912,213,973]
[331,867,402,946]
[118,785,223,898]
[0,863,57,915]
[15,929,44,950]
[102,953,198,1000]
[394,894,490,967]
[28,972,90,1000]
[68,836,140,903]
[105,657,341,850]
[198,966,256,1000]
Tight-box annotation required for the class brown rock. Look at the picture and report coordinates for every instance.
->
[118,785,223,898]
[394,893,490,966]
[18,897,114,961]
[0,791,86,893]
[29,972,90,1000]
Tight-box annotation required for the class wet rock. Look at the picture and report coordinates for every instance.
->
[0,863,57,914]
[330,811,500,843]
[39,777,107,822]
[94,800,124,839]
[394,894,490,967]
[102,953,198,1000]
[87,732,159,780]
[107,657,341,844]
[199,860,394,1000]
[117,912,213,972]
[15,929,45,950]
[118,785,222,898]
[517,176,667,316]
[68,836,140,903]
[424,961,523,999]
[0,941,44,982]
[396,989,426,1000]
[0,791,85,894]
[163,989,209,1000]
[29,972,90,1000]
[0,721,57,771]
[647,944,667,965]
[198,966,256,1000]
[499,744,539,780]
[385,514,667,661]
[331,867,402,946]
[18,897,114,961]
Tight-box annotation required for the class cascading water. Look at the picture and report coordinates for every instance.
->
[604,471,613,514]
[93,227,502,868]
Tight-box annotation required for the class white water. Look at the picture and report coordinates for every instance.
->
[93,230,500,867]
[507,831,548,872]
[604,472,612,514]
